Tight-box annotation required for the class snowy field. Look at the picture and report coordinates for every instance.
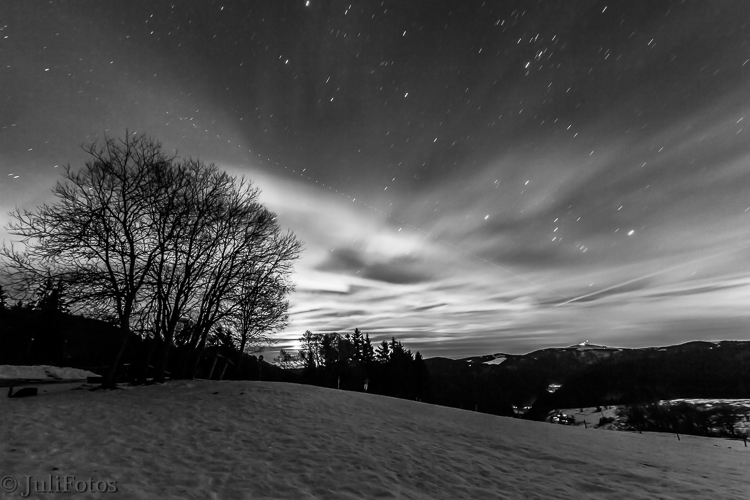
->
[2,379,749,499]
[0,365,98,381]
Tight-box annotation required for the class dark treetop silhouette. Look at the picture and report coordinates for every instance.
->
[1,132,301,387]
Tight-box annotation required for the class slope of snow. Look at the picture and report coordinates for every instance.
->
[483,356,506,365]
[2,380,748,499]
[0,365,98,380]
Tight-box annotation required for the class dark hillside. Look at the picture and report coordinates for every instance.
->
[0,308,291,383]
[526,341,750,420]
[426,342,624,411]
[422,357,514,416]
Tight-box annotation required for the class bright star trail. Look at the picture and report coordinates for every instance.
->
[2,1,750,358]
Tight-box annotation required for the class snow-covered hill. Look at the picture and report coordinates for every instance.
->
[2,380,748,499]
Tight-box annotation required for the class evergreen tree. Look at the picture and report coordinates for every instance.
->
[362,333,375,364]
[376,340,390,363]
[351,328,364,362]
[320,333,338,370]
[34,276,68,313]
[0,284,7,311]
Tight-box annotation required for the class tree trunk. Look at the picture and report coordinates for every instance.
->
[237,335,248,373]
[189,339,208,379]
[103,320,130,389]
[140,336,159,384]
[188,325,213,378]
[155,334,172,383]
[176,327,201,378]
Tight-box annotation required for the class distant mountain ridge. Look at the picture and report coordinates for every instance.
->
[461,340,614,365]
[423,340,750,420]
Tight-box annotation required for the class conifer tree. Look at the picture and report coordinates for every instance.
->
[362,333,375,364]
[34,275,68,313]
[376,339,390,363]
[0,284,7,311]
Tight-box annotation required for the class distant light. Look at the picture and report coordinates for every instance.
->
[484,215,489,220]
[627,230,635,236]
[305,0,310,5]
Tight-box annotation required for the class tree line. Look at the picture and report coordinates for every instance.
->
[275,329,430,401]
[1,132,301,387]
[618,401,748,439]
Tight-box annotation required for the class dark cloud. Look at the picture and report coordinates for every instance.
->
[362,260,434,285]
[316,248,367,274]
[317,247,434,285]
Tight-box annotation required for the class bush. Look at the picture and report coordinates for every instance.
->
[598,416,615,426]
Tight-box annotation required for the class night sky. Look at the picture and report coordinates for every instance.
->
[2,1,750,358]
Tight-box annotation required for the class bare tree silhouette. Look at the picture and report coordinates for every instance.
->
[2,132,301,386]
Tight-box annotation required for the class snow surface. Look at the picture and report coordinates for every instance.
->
[483,356,506,365]
[2,380,749,499]
[0,365,98,380]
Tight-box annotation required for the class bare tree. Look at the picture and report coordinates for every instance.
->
[2,131,302,385]
[298,330,324,369]
[175,201,301,379]
[145,160,252,382]
[273,348,303,369]
[229,229,301,367]
[2,133,174,387]
[144,159,302,381]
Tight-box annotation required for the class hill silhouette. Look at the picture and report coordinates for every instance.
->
[423,341,750,421]
[0,308,289,383]
[525,341,750,420]
[4,307,749,424]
